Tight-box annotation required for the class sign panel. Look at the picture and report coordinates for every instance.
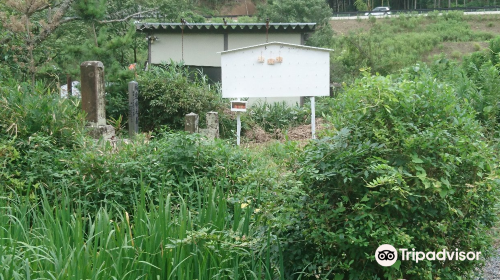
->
[231,101,247,112]
[221,43,331,98]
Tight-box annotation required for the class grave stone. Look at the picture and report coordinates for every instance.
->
[80,61,115,140]
[128,81,139,138]
[185,112,199,133]
[199,111,219,140]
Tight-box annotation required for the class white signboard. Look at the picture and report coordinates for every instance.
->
[221,42,332,98]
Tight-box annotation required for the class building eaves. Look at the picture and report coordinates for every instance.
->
[135,23,316,33]
[218,41,334,53]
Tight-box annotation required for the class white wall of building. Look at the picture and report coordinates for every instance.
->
[227,33,301,50]
[152,33,224,66]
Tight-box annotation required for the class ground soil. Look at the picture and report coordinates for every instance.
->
[244,118,327,144]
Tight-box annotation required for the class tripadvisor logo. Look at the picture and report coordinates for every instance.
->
[375,244,481,267]
[375,244,398,267]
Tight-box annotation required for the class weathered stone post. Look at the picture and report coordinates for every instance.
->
[185,113,199,133]
[205,111,219,139]
[128,81,139,138]
[80,61,115,139]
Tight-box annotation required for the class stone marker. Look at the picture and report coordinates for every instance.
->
[185,112,199,133]
[200,111,219,140]
[81,61,106,126]
[128,81,139,138]
[80,61,115,140]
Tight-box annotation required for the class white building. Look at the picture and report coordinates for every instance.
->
[135,22,316,84]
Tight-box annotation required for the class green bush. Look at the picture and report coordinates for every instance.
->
[489,35,500,67]
[137,64,223,131]
[257,0,332,26]
[292,67,499,279]
[0,79,86,146]
[248,101,309,133]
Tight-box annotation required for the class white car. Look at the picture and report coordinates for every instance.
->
[365,7,391,16]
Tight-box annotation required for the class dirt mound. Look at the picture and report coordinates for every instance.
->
[244,118,327,143]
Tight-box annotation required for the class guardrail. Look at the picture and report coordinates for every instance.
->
[330,6,500,17]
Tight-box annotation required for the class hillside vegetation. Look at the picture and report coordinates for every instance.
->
[327,12,500,81]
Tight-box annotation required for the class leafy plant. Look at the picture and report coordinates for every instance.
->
[257,0,332,26]
[0,183,286,279]
[248,101,309,134]
[136,63,223,131]
[0,78,86,146]
[293,67,499,279]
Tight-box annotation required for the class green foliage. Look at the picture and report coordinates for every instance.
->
[0,184,285,279]
[306,25,336,48]
[331,12,495,79]
[0,78,86,146]
[354,0,368,11]
[248,101,309,133]
[436,52,500,135]
[136,64,223,131]
[257,0,332,26]
[294,67,499,279]
[178,10,206,23]
[489,35,500,66]
[74,0,107,20]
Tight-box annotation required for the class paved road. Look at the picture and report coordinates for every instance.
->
[330,10,500,20]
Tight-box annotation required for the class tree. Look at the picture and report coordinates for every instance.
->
[0,0,74,84]
[257,0,333,26]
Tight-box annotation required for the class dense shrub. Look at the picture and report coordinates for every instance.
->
[0,79,86,146]
[439,46,500,134]
[489,35,500,67]
[136,64,223,131]
[292,67,499,279]
[248,101,309,133]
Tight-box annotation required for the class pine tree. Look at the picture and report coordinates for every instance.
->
[0,0,74,84]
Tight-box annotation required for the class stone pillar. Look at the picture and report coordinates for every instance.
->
[81,61,106,126]
[80,61,115,140]
[199,112,219,140]
[185,113,199,133]
[205,111,219,139]
[128,81,139,138]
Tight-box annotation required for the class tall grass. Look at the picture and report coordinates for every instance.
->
[0,184,285,279]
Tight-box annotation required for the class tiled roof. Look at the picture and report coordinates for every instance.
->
[135,23,316,33]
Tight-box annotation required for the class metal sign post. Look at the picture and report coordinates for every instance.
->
[237,112,241,145]
[231,99,247,146]
[311,96,316,139]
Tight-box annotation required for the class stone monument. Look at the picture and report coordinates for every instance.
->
[80,61,115,140]
[128,81,139,138]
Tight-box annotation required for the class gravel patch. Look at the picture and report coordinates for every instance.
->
[476,247,500,280]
